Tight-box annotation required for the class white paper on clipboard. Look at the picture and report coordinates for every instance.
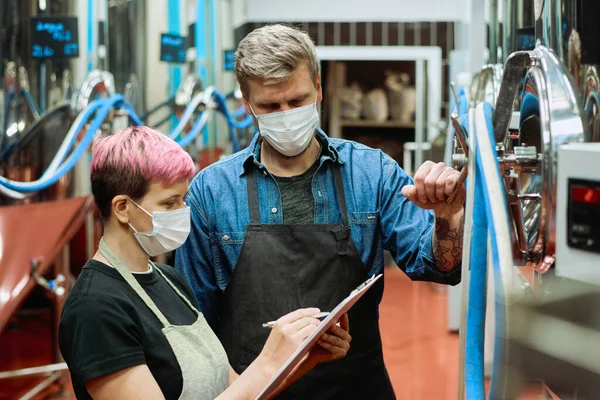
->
[254,273,383,400]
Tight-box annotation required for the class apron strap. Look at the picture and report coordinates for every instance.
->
[332,163,349,227]
[246,160,350,228]
[247,167,261,224]
[153,264,201,317]
[99,238,171,328]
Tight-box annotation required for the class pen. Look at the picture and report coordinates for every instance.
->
[262,311,330,328]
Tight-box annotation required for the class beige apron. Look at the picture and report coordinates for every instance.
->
[99,238,229,399]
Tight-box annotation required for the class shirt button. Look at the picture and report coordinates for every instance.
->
[222,235,230,241]
[263,170,268,176]
[271,207,278,214]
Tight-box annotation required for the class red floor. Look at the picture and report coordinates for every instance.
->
[1,266,550,399]
[380,266,460,399]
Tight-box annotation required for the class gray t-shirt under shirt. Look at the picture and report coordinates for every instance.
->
[273,157,321,224]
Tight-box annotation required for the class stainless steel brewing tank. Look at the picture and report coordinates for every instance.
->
[537,0,600,142]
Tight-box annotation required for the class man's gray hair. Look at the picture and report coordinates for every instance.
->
[235,24,321,95]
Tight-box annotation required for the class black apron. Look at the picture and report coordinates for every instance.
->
[217,163,396,399]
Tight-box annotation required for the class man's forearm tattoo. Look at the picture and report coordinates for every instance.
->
[433,214,465,271]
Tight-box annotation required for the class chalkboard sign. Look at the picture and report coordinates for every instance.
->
[30,16,79,59]
[160,33,187,64]
[224,50,235,71]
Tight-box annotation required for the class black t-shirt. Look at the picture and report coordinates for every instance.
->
[58,260,199,400]
[273,148,322,224]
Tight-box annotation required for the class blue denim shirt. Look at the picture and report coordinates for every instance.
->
[175,129,461,329]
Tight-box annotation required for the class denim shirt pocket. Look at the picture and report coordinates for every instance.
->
[211,231,246,291]
[347,211,383,272]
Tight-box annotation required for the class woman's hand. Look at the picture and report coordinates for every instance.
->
[306,313,351,365]
[258,308,322,372]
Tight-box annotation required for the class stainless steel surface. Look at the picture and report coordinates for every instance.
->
[415,59,426,167]
[450,115,469,157]
[498,45,585,268]
[470,64,504,107]
[489,0,499,64]
[526,46,585,266]
[175,73,204,107]
[0,363,68,379]
[71,70,116,112]
[108,0,147,111]
[539,0,600,143]
[503,0,535,60]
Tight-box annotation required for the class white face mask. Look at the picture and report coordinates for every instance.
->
[127,197,191,257]
[250,94,320,157]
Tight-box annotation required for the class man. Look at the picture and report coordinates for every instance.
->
[175,24,465,399]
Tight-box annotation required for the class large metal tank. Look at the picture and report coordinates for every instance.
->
[0,0,80,205]
[108,0,147,113]
[537,0,600,143]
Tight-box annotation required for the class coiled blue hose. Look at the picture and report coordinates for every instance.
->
[212,90,254,152]
[473,102,512,399]
[212,90,253,130]
[0,95,140,192]
[176,111,209,148]
[465,157,488,399]
[39,100,105,177]
[0,89,243,195]
[232,105,247,118]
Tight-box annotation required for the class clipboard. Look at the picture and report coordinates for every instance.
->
[255,273,383,400]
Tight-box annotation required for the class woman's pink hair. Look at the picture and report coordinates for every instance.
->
[90,126,195,218]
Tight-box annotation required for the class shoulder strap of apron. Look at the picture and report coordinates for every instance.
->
[246,162,350,226]
[332,163,349,227]
[98,238,171,328]
[152,264,201,317]
[247,166,261,224]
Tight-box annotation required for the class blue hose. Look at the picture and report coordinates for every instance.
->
[213,90,253,130]
[232,105,247,118]
[465,170,488,399]
[0,95,140,192]
[212,90,254,152]
[22,88,41,117]
[39,100,105,177]
[473,102,511,399]
[176,111,209,148]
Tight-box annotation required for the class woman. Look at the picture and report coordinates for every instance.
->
[58,126,351,400]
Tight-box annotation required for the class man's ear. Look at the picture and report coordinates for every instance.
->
[242,92,253,116]
[112,195,130,225]
[316,75,323,103]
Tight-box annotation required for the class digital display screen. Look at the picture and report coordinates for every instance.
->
[160,33,187,64]
[30,16,79,60]
[224,50,235,71]
[572,186,600,205]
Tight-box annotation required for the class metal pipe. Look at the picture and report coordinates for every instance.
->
[0,363,68,380]
[19,372,62,400]
[489,0,499,64]
[502,0,514,62]
[415,59,425,167]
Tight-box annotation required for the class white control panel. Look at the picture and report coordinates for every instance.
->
[556,143,600,285]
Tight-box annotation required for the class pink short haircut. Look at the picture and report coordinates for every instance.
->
[90,126,195,218]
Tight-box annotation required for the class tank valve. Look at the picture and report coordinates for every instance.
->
[30,258,66,297]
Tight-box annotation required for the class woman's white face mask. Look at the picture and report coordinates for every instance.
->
[250,93,320,157]
[127,197,191,257]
